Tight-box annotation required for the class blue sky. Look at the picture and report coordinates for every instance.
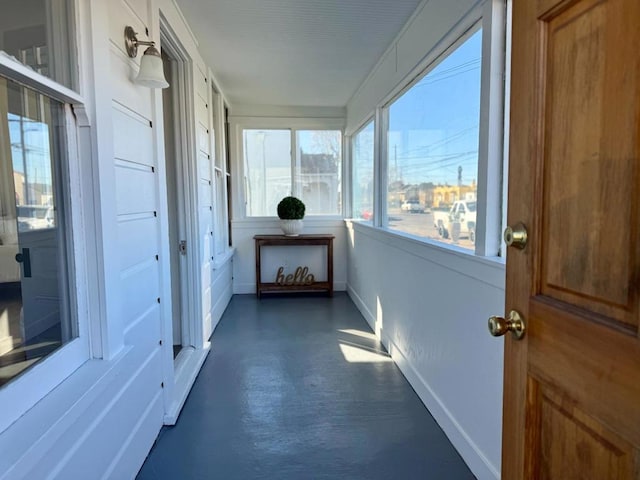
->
[388,28,482,186]
[9,113,53,190]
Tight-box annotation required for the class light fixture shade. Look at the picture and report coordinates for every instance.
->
[135,46,169,89]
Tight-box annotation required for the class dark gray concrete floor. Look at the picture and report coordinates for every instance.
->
[137,293,475,480]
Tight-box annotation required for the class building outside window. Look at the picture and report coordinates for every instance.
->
[295,130,342,215]
[244,128,342,217]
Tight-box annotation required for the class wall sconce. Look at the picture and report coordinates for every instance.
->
[124,26,169,89]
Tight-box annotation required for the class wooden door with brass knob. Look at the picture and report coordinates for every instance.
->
[503,0,640,478]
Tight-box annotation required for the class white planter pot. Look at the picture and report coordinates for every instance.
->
[280,219,303,236]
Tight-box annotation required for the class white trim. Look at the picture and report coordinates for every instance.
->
[501,0,513,257]
[376,107,388,228]
[347,117,375,219]
[229,116,345,130]
[0,0,100,426]
[234,281,348,295]
[163,343,210,424]
[342,130,350,218]
[230,104,346,119]
[232,217,345,229]
[346,285,499,479]
[387,335,499,480]
[232,120,345,219]
[0,338,88,434]
[212,247,235,270]
[0,55,83,105]
[157,12,207,426]
[369,2,507,259]
[475,0,507,257]
[345,220,505,289]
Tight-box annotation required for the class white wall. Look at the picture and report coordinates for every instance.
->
[346,223,504,479]
[345,1,505,479]
[0,0,234,478]
[232,218,347,294]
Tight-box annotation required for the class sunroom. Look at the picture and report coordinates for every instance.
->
[0,0,636,479]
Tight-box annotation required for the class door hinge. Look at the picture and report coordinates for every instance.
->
[179,240,187,255]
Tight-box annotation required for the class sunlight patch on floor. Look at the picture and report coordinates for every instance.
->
[337,328,377,341]
[339,341,392,363]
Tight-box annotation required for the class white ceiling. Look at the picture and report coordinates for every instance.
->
[174,0,424,108]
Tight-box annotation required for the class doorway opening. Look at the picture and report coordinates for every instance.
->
[161,44,191,363]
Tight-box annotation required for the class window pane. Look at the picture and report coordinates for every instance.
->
[0,0,76,89]
[0,76,74,387]
[244,129,291,217]
[387,29,482,250]
[352,121,374,221]
[295,130,342,215]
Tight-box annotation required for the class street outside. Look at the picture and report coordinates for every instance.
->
[387,208,475,251]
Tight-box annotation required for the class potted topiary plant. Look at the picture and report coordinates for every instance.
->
[277,196,305,236]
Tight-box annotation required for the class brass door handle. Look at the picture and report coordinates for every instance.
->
[504,223,528,249]
[488,310,526,339]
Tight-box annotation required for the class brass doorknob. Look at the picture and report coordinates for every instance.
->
[488,310,526,339]
[504,223,528,249]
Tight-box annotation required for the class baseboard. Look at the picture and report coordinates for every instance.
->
[234,281,347,295]
[346,284,376,331]
[163,344,210,425]
[211,282,233,334]
[347,283,499,480]
[383,335,499,480]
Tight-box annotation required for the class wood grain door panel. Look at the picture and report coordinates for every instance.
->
[527,381,639,479]
[504,0,640,477]
[538,0,640,328]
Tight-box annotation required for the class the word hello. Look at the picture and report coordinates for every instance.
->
[276,266,315,286]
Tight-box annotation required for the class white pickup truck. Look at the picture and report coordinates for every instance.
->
[433,200,477,243]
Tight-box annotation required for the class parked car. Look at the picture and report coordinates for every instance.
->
[401,200,422,213]
[17,205,55,231]
[433,200,476,243]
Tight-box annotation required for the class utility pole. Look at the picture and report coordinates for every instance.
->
[394,144,398,183]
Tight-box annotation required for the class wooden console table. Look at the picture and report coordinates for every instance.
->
[254,234,334,298]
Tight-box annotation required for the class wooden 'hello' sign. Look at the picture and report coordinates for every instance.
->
[276,266,315,286]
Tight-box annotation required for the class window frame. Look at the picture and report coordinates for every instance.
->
[0,0,98,434]
[348,117,375,222]
[365,2,507,258]
[381,24,483,247]
[235,117,345,219]
[209,82,234,267]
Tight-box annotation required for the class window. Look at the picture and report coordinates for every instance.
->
[0,1,92,430]
[352,121,374,221]
[0,77,76,388]
[386,28,482,250]
[244,128,342,217]
[244,129,291,217]
[295,130,341,215]
[0,0,76,90]
[212,92,231,257]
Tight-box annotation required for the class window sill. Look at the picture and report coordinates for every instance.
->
[345,219,505,289]
[0,52,82,104]
[213,248,235,270]
[232,216,345,229]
